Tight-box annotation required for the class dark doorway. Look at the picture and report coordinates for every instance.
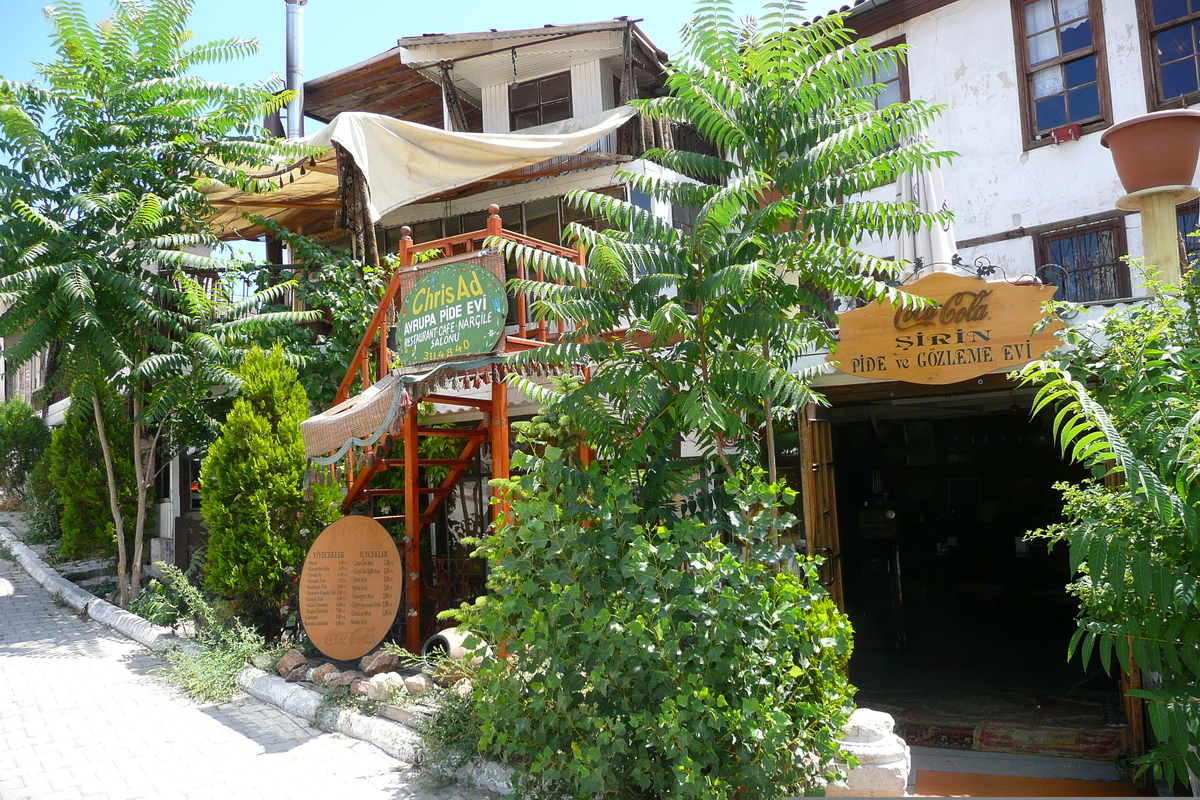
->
[833,391,1126,759]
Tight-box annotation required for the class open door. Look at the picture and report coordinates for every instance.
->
[799,403,845,610]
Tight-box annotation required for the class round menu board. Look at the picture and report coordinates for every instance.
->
[299,516,401,660]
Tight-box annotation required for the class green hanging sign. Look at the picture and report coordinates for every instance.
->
[396,262,508,365]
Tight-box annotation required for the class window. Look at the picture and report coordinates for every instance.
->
[863,36,910,110]
[509,72,572,131]
[1037,220,1130,302]
[1180,199,1200,271]
[1014,0,1111,146]
[1140,0,1200,107]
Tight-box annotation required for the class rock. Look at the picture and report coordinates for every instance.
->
[327,670,357,687]
[350,678,370,696]
[251,652,275,670]
[452,678,473,699]
[310,663,338,685]
[404,672,433,696]
[275,649,307,680]
[367,672,406,701]
[359,649,399,677]
[825,708,910,797]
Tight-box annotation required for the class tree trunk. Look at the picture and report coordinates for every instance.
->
[129,407,148,603]
[92,392,129,607]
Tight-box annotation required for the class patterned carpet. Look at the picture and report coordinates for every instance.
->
[858,686,1128,760]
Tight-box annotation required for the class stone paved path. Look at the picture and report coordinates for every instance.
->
[0,541,495,800]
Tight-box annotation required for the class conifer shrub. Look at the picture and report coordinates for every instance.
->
[470,447,856,798]
[47,393,136,559]
[199,345,339,635]
[23,450,62,545]
[0,398,49,499]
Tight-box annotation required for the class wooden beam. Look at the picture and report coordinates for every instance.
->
[404,403,421,654]
[422,394,493,409]
[416,427,488,438]
[491,378,510,522]
[362,486,452,497]
[416,428,486,526]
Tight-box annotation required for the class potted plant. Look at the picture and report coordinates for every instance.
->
[1100,109,1200,195]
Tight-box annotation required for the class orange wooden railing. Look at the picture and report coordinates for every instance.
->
[332,204,584,408]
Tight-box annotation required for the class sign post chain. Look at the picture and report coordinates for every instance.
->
[404,402,422,654]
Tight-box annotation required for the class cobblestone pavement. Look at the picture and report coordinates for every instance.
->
[0,544,496,800]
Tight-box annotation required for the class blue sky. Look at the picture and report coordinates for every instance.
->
[0,0,777,89]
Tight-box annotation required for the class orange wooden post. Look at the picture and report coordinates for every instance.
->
[381,226,413,381]
[403,401,421,653]
[490,375,510,520]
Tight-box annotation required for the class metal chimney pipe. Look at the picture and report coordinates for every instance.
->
[284,0,306,139]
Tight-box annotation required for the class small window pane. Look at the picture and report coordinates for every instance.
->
[541,100,572,125]
[1162,58,1200,99]
[510,83,539,111]
[1029,30,1060,63]
[499,204,522,230]
[1153,0,1190,24]
[460,210,488,232]
[1026,0,1056,33]
[1064,55,1097,86]
[1067,84,1101,121]
[1033,65,1065,98]
[512,109,541,130]
[1158,24,1196,61]
[1059,0,1090,23]
[412,219,443,244]
[1060,18,1092,53]
[877,80,902,108]
[877,58,900,83]
[541,73,571,102]
[1036,94,1068,130]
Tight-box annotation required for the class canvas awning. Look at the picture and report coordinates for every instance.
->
[203,106,637,240]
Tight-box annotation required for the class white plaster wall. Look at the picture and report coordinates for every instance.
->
[858,0,1196,274]
[482,83,508,134]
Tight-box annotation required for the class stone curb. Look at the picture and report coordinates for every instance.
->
[0,527,180,653]
[234,666,513,795]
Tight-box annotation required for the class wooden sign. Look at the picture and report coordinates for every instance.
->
[396,261,508,365]
[299,515,402,660]
[828,272,1062,385]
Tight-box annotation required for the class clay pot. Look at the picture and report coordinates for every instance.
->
[421,627,488,686]
[1100,109,1200,195]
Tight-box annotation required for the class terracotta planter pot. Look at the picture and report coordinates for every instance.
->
[1100,109,1200,195]
[421,627,488,686]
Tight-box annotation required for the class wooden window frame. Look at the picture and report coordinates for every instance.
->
[508,71,573,132]
[1011,0,1113,150]
[1137,0,1200,109]
[868,35,912,109]
[1036,218,1131,303]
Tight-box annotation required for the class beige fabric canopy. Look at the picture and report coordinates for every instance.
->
[203,106,637,240]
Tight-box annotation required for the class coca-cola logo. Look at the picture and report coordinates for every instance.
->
[894,290,992,331]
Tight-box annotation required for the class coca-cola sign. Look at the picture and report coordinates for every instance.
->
[829,272,1062,385]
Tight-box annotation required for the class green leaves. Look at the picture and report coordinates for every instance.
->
[1020,269,1200,786]
[472,454,855,797]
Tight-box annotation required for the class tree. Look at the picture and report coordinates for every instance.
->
[0,398,50,498]
[458,3,955,794]
[0,0,316,605]
[200,345,339,636]
[498,0,952,502]
[47,388,136,559]
[1020,269,1200,788]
